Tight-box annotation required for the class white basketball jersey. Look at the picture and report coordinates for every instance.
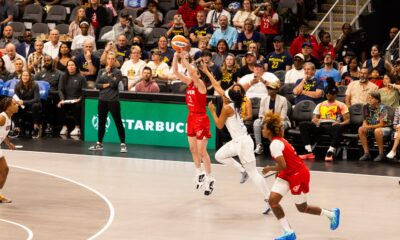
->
[0,112,11,144]
[225,103,247,139]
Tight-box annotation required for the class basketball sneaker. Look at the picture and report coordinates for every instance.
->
[120,143,127,153]
[89,143,103,151]
[240,171,249,184]
[325,151,334,162]
[254,144,264,154]
[0,194,12,203]
[330,208,340,230]
[204,177,215,196]
[275,231,297,240]
[196,173,205,189]
[299,152,315,160]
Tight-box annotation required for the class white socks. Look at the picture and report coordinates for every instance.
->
[328,146,336,153]
[279,217,292,232]
[195,168,203,176]
[321,208,334,219]
[305,145,312,153]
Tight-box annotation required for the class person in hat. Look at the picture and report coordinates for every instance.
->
[237,18,261,51]
[315,52,341,88]
[298,77,350,161]
[113,9,152,42]
[253,80,290,155]
[285,53,305,84]
[71,19,96,51]
[237,51,257,79]
[146,49,170,81]
[301,41,321,69]
[289,25,319,58]
[265,35,293,73]
[358,91,392,162]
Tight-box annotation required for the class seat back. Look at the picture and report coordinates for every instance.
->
[8,22,26,38]
[23,4,43,23]
[291,100,316,123]
[279,83,295,105]
[98,26,113,41]
[161,10,177,28]
[171,82,187,93]
[46,5,67,22]
[147,28,167,45]
[274,70,286,85]
[250,97,261,120]
[68,6,80,23]
[336,85,347,103]
[348,103,364,127]
[55,23,69,35]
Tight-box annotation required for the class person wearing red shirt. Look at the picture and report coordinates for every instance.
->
[290,25,319,59]
[177,0,204,29]
[261,111,340,240]
[317,31,336,61]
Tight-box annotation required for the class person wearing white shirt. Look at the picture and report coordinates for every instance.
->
[239,62,279,99]
[71,20,96,51]
[43,29,62,59]
[206,0,231,30]
[146,49,170,80]
[135,1,163,28]
[285,53,305,84]
[2,43,27,73]
[121,46,147,88]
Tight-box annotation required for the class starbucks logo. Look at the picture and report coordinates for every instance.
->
[92,115,111,131]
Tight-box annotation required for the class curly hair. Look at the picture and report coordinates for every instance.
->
[262,111,283,137]
[0,96,13,112]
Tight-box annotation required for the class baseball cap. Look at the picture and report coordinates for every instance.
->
[245,51,256,57]
[294,53,305,60]
[302,42,312,48]
[273,35,283,42]
[267,81,280,89]
[254,61,264,68]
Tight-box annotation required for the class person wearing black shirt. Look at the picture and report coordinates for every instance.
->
[75,39,100,88]
[237,51,256,80]
[58,60,87,136]
[89,52,127,153]
[189,10,213,47]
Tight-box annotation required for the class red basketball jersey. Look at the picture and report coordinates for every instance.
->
[271,137,306,177]
[186,81,206,113]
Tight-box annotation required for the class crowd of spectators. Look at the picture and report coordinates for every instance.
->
[0,0,399,162]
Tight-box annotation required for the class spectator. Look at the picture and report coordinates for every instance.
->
[315,53,341,88]
[335,23,366,63]
[121,45,146,88]
[339,51,356,74]
[379,74,399,108]
[232,0,260,32]
[341,56,360,85]
[43,29,62,59]
[166,14,189,39]
[255,1,279,53]
[3,43,27,73]
[387,103,400,160]
[58,60,87,136]
[13,71,42,139]
[8,58,23,79]
[130,35,151,62]
[382,27,399,55]
[68,7,95,38]
[133,66,160,92]
[0,25,19,53]
[177,0,204,29]
[0,56,9,80]
[240,42,264,66]
[301,42,321,69]
[75,39,100,88]
[289,25,319,58]
[363,45,393,76]
[208,15,238,49]
[0,0,14,28]
[253,80,290,155]
[358,92,392,162]
[124,0,148,12]
[34,55,63,134]
[211,39,229,67]
[345,66,378,106]
[299,78,350,161]
[215,53,239,90]
[114,9,151,43]
[317,31,336,62]
[206,0,231,31]
[193,38,208,60]
[152,36,174,66]
[135,0,162,28]
[198,49,220,95]
[237,51,257,79]
[100,42,120,68]
[146,49,170,81]
[86,0,109,38]
[71,20,96,51]
[264,35,292,73]
[54,43,72,72]
[293,62,324,104]
[112,35,129,65]
[369,68,383,88]
[239,61,279,99]
[190,11,213,48]
[285,53,305,84]
[237,18,261,51]
[16,30,34,60]
[27,40,49,75]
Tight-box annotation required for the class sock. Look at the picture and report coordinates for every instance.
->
[305,145,312,153]
[321,208,334,219]
[279,217,292,232]
[195,168,202,176]
[328,146,336,153]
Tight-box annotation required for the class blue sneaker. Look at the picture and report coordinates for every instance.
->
[330,208,340,230]
[275,231,297,240]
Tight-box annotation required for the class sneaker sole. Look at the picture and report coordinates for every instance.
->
[331,208,340,230]
[204,180,214,196]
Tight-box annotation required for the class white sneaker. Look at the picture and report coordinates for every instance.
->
[204,176,215,196]
[240,171,249,184]
[386,150,396,159]
[254,144,264,154]
[120,143,127,153]
[70,127,81,136]
[60,126,68,135]
[195,172,205,189]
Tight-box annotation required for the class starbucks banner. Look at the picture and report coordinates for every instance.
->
[83,98,217,149]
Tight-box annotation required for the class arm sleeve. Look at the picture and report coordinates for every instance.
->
[270,139,285,158]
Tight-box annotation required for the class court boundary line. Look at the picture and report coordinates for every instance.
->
[0,218,33,240]
[9,164,115,240]
[7,149,399,179]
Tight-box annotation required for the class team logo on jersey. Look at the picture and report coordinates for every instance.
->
[292,184,300,193]
[92,115,111,131]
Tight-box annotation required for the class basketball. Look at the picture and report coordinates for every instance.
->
[171,35,190,52]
